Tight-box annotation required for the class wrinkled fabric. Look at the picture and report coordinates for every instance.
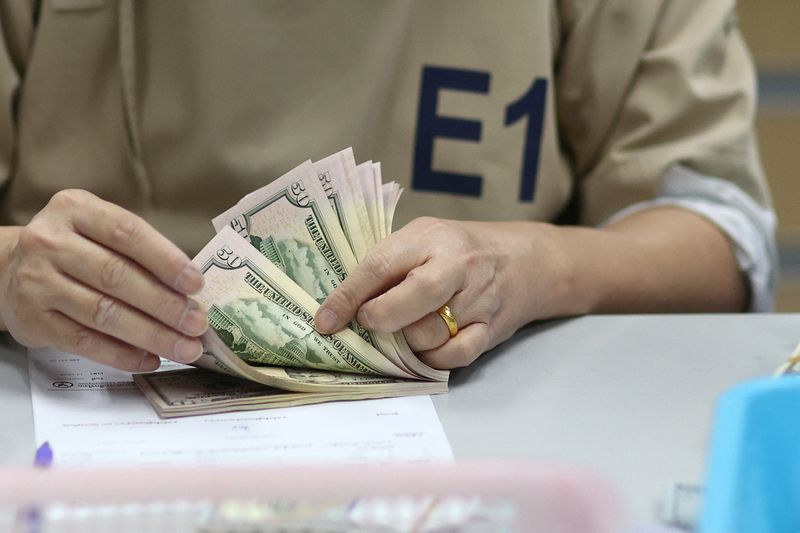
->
[0,1,776,303]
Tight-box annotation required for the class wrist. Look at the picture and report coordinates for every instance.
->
[523,222,597,319]
[477,221,593,329]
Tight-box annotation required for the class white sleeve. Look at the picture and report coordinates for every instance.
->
[604,164,778,312]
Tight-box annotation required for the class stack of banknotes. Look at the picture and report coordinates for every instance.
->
[135,148,449,417]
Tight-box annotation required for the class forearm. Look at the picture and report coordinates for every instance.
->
[0,226,22,330]
[492,207,748,329]
[565,207,747,314]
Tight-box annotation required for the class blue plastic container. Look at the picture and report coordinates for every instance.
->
[699,377,800,533]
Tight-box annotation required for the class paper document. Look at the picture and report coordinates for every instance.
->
[28,349,453,467]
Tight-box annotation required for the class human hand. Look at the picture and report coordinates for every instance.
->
[0,190,208,371]
[314,217,545,369]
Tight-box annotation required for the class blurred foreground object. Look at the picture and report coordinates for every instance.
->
[699,376,800,532]
[0,462,621,532]
[773,340,800,376]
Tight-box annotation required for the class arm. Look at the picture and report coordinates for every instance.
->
[545,207,747,316]
[314,207,745,369]
[314,1,774,369]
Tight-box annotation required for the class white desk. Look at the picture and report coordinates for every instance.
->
[1,314,797,521]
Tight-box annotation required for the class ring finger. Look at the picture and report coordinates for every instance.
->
[403,294,474,353]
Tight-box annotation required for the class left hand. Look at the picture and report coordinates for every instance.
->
[313,217,539,369]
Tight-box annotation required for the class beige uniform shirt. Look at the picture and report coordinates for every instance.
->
[0,1,775,297]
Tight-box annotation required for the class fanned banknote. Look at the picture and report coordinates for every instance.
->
[136,149,449,417]
[211,153,446,381]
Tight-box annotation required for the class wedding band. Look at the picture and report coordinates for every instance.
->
[437,305,459,337]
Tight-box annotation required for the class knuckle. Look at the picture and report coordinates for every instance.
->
[147,324,173,355]
[50,189,92,210]
[419,216,450,237]
[99,255,129,291]
[366,249,394,280]
[463,248,487,271]
[411,319,442,349]
[16,224,57,255]
[72,325,97,354]
[110,216,143,247]
[329,283,361,314]
[407,269,443,298]
[154,294,182,324]
[363,301,391,330]
[14,262,46,288]
[93,295,120,328]
[411,216,439,230]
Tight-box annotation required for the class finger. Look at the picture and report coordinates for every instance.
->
[403,294,475,352]
[44,310,161,372]
[403,312,450,353]
[416,322,490,370]
[53,273,204,364]
[55,234,208,337]
[357,258,463,332]
[315,236,425,333]
[51,190,204,295]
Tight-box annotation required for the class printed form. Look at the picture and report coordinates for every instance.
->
[28,348,453,467]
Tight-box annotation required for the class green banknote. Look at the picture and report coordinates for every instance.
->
[192,226,412,379]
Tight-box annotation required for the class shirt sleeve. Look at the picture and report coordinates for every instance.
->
[0,1,35,196]
[556,0,777,310]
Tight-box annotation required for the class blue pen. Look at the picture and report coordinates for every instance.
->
[26,442,53,533]
[33,442,53,468]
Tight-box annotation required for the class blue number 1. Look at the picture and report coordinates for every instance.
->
[505,78,548,202]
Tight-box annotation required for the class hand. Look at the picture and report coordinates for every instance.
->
[0,190,208,371]
[314,217,539,369]
[313,207,750,370]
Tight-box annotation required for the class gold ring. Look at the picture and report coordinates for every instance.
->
[437,305,458,337]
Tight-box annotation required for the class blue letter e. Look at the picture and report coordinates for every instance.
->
[412,66,490,197]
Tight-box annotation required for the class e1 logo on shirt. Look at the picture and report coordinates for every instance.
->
[412,66,547,202]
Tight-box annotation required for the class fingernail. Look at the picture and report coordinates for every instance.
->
[315,307,339,333]
[174,337,202,364]
[179,300,209,336]
[175,264,204,294]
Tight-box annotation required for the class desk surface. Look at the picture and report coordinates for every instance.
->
[2,314,797,521]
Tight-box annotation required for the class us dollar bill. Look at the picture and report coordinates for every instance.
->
[212,160,356,305]
[210,160,443,378]
[192,226,413,380]
[312,148,375,261]
[382,181,403,237]
[134,367,447,418]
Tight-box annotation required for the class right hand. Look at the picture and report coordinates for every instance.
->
[0,189,208,371]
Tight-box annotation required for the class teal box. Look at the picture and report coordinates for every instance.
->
[699,377,800,533]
